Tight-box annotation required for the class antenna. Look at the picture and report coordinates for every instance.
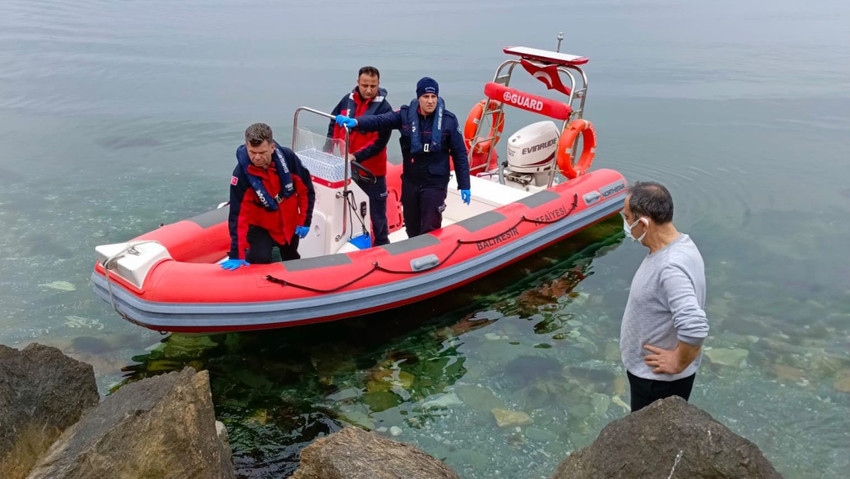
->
[556,32,564,52]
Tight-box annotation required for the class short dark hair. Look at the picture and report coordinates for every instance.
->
[358,66,380,79]
[245,123,273,147]
[628,181,674,224]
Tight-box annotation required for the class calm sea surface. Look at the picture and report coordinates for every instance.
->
[2,0,849,477]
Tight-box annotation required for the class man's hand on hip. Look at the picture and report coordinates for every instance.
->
[643,341,701,374]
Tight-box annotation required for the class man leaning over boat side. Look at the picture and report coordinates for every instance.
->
[335,77,471,238]
[324,66,393,246]
[619,181,709,412]
[221,123,316,270]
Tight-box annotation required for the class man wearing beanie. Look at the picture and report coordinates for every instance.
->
[325,66,393,246]
[335,77,471,238]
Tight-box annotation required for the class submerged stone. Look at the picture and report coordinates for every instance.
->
[39,280,76,291]
[590,393,611,416]
[421,392,463,409]
[704,347,750,368]
[454,384,505,413]
[833,371,850,393]
[64,315,104,330]
[367,369,414,393]
[337,406,375,430]
[611,395,630,412]
[772,364,806,381]
[525,426,558,442]
[492,408,533,428]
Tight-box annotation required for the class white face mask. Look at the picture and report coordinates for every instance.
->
[622,213,647,243]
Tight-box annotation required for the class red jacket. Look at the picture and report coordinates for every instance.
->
[327,88,393,176]
[228,162,309,259]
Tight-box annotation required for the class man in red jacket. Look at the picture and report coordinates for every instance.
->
[325,66,393,246]
[222,123,314,270]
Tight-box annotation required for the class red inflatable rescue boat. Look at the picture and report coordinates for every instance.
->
[91,41,627,333]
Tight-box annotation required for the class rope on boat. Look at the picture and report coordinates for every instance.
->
[265,194,578,293]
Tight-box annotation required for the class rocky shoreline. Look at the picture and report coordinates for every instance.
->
[1,343,781,478]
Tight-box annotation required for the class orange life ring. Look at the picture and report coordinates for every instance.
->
[463,99,505,155]
[556,119,596,179]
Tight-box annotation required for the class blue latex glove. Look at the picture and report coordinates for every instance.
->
[335,115,357,129]
[460,189,471,205]
[221,258,250,271]
[295,225,309,239]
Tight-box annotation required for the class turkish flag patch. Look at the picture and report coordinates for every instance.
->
[230,176,238,186]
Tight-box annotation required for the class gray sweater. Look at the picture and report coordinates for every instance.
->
[620,233,708,381]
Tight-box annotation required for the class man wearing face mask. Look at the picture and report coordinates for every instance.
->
[619,181,708,412]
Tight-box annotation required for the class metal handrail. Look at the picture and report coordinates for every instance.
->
[291,107,365,242]
[471,38,591,189]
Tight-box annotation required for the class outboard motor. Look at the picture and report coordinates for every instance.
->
[504,121,560,188]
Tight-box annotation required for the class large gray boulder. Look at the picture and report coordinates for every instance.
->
[0,343,99,478]
[552,396,781,479]
[289,426,459,479]
[26,367,235,479]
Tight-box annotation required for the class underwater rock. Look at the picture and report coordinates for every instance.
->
[289,426,459,479]
[337,405,376,430]
[454,384,505,413]
[63,315,104,330]
[704,347,750,368]
[552,396,782,479]
[505,355,562,385]
[613,376,627,396]
[160,333,219,358]
[603,342,621,362]
[38,281,76,292]
[590,393,610,417]
[833,371,850,393]
[492,408,533,428]
[0,343,99,477]
[611,395,630,412]
[367,369,415,393]
[421,392,463,410]
[723,316,773,337]
[525,426,558,443]
[771,364,806,381]
[362,391,402,413]
[561,365,617,385]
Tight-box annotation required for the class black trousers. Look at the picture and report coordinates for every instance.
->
[627,371,696,413]
[401,176,447,238]
[245,226,300,263]
[355,175,389,246]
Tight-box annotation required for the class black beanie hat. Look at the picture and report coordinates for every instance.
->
[416,77,439,97]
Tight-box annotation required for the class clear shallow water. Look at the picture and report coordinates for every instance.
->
[2,1,849,478]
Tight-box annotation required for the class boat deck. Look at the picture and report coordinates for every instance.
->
[386,175,539,243]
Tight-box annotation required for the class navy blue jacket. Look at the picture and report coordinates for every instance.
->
[355,103,471,190]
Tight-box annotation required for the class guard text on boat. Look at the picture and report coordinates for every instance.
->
[476,227,520,251]
[503,91,544,112]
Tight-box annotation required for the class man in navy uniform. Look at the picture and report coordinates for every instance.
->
[335,77,470,238]
[325,66,393,245]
